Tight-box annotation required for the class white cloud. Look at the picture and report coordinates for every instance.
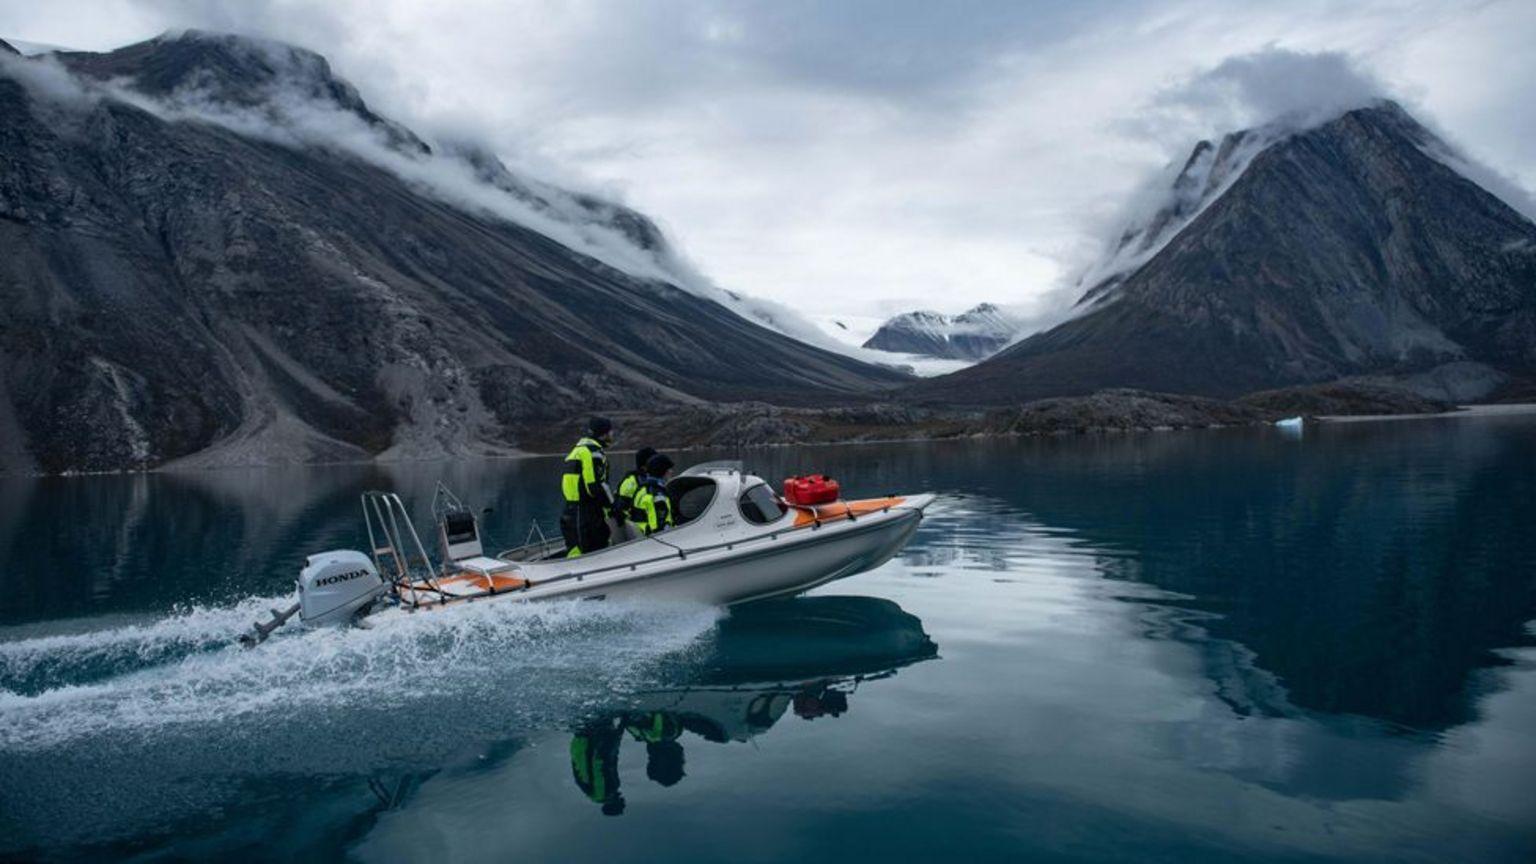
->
[1153,47,1385,135]
[0,48,96,107]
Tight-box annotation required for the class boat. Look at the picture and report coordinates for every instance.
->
[243,462,935,644]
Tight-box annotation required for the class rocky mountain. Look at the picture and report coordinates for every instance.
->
[862,303,1024,360]
[1073,129,1268,306]
[0,32,906,474]
[908,102,1536,404]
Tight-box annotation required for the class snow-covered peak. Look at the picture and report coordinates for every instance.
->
[861,303,1027,361]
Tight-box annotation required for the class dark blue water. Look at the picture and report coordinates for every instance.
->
[1,414,1534,862]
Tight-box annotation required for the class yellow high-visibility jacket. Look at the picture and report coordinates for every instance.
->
[616,470,646,522]
[633,479,673,534]
[561,437,610,508]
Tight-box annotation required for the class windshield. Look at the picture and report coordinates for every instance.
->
[738,483,787,525]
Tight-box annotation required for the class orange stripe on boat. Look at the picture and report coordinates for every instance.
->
[791,496,906,527]
[480,572,529,591]
[401,570,529,603]
[437,571,530,591]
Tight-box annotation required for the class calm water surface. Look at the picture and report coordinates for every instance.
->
[1,416,1534,862]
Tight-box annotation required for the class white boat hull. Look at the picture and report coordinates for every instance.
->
[529,503,924,606]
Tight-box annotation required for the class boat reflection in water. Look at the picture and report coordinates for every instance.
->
[567,594,938,816]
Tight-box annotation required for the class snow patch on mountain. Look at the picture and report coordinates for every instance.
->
[862,303,1028,361]
[1073,127,1274,307]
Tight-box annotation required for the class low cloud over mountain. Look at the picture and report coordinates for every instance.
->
[910,100,1536,404]
[0,33,905,473]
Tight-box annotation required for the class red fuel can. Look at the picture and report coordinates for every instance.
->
[782,474,841,506]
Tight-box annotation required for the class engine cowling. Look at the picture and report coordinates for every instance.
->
[298,550,386,626]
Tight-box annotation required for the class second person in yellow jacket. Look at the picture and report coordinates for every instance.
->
[633,453,675,535]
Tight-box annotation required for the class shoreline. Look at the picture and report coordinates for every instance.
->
[1316,403,1536,423]
[8,400,1535,482]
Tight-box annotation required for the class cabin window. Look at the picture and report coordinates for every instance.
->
[738,483,787,525]
[667,477,718,525]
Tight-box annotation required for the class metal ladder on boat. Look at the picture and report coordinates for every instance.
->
[361,491,443,605]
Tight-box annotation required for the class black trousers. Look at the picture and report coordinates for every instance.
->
[560,501,611,555]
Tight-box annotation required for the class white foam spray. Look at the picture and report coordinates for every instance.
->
[0,595,721,753]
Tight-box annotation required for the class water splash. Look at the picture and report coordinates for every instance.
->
[0,595,722,753]
[0,594,294,695]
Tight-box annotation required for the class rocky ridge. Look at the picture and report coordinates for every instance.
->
[0,32,907,474]
[911,102,1536,405]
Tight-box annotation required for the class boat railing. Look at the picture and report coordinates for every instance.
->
[361,491,443,602]
[498,536,567,563]
[497,519,567,563]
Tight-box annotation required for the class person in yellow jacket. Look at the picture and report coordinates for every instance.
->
[560,416,616,557]
[633,453,676,535]
[614,446,657,538]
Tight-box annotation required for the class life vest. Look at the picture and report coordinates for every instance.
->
[633,477,673,534]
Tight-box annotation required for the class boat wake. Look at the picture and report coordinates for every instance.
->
[0,595,294,696]
[0,595,722,754]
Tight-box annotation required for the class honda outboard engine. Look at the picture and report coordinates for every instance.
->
[298,550,387,626]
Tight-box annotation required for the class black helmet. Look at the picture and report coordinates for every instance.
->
[586,416,613,438]
[635,446,658,471]
[646,453,675,477]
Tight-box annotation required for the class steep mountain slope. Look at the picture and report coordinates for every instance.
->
[909,102,1536,404]
[862,303,1024,360]
[0,33,905,473]
[1074,129,1268,306]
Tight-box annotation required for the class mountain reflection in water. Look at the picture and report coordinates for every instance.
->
[930,420,1536,732]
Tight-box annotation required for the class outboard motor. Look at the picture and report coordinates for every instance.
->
[239,550,387,647]
[298,550,387,626]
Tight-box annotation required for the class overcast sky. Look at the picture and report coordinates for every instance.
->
[3,0,1533,323]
